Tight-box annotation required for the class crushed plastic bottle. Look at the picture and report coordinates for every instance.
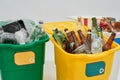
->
[0,32,17,44]
[0,20,28,44]
[15,28,29,44]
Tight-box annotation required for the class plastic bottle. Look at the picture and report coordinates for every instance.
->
[15,28,28,44]
[28,25,41,42]
[37,21,47,39]
[0,27,4,43]
[1,32,17,44]
[28,21,47,43]
[2,20,26,33]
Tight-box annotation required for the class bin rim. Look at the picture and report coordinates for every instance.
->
[0,34,49,49]
[50,35,120,60]
[43,21,86,35]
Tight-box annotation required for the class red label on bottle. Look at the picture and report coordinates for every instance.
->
[84,18,88,26]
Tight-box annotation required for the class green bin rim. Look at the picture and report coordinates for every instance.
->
[0,34,49,48]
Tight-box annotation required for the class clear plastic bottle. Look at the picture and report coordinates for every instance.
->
[0,27,4,43]
[28,21,47,43]
[15,28,28,44]
[28,25,41,43]
[1,32,17,44]
[23,19,35,37]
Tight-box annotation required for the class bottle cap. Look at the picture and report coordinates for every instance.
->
[39,21,44,24]
[64,28,69,33]
[87,30,91,34]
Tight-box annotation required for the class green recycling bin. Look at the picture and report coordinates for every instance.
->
[0,34,49,80]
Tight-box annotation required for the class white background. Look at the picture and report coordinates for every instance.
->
[0,0,120,80]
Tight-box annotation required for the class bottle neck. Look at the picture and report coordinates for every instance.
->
[78,30,85,40]
[92,17,98,28]
[106,32,116,45]
[64,29,74,42]
[71,31,78,40]
[64,29,69,34]
[71,31,81,48]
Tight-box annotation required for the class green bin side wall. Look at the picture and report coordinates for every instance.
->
[0,42,45,71]
[0,40,47,80]
[1,66,44,80]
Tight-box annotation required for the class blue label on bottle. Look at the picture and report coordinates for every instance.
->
[86,61,105,77]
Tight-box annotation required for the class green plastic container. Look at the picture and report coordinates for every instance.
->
[0,35,49,80]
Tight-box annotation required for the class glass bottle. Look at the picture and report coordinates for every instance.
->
[92,17,104,39]
[64,28,75,51]
[86,29,91,49]
[76,17,87,36]
[91,37,103,53]
[53,28,71,52]
[91,17,104,53]
[77,30,91,54]
[71,31,81,49]
[103,32,116,51]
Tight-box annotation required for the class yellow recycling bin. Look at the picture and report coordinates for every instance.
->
[43,21,120,80]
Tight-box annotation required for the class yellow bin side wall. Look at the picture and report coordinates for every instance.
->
[43,21,120,80]
[54,45,114,80]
